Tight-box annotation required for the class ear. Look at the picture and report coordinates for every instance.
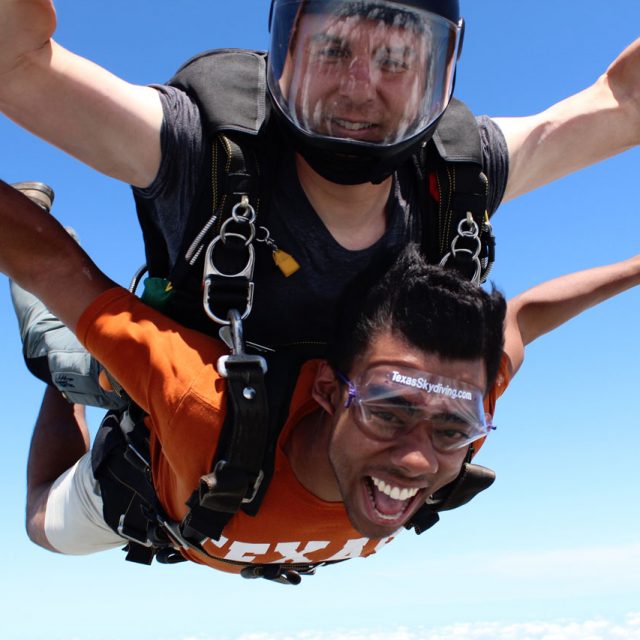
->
[312,362,342,416]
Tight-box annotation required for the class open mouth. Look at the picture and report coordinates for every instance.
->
[364,475,424,524]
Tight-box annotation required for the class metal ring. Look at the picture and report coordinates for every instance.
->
[439,248,482,285]
[450,234,482,260]
[255,226,270,243]
[456,216,480,238]
[231,200,257,224]
[219,218,256,246]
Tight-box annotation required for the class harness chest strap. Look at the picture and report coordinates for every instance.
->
[182,353,269,542]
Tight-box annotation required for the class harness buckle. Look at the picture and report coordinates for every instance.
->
[157,518,192,550]
[117,514,153,547]
[198,459,264,512]
[217,309,267,374]
[243,468,265,504]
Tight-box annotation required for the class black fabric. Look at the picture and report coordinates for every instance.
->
[183,356,269,540]
[91,411,180,564]
[407,462,496,534]
[170,49,269,137]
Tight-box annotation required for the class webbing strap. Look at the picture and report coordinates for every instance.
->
[422,98,494,283]
[183,353,269,541]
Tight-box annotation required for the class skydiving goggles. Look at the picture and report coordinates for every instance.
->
[335,365,494,451]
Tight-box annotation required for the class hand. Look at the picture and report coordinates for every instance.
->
[0,0,56,78]
[604,37,640,142]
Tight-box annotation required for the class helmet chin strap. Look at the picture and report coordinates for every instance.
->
[301,149,396,185]
[285,113,444,185]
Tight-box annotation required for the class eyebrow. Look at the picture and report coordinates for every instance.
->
[309,33,345,47]
[309,34,417,60]
[376,44,417,61]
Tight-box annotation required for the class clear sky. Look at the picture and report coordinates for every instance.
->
[0,2,639,640]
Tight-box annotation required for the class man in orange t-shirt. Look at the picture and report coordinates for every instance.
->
[2,181,508,578]
[3,182,639,581]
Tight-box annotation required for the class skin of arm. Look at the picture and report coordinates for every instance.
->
[503,254,640,375]
[0,180,115,331]
[498,38,640,202]
[0,1,163,187]
[26,387,89,551]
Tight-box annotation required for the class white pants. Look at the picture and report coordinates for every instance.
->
[44,452,127,554]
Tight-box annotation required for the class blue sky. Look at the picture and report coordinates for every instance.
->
[1,2,639,639]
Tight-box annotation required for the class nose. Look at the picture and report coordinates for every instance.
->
[388,425,439,478]
[339,55,376,103]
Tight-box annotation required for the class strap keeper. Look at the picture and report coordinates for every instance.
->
[117,513,152,548]
[198,460,264,513]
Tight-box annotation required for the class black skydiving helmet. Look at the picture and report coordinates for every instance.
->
[267,0,464,185]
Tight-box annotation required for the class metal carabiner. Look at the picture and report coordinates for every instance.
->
[202,234,255,325]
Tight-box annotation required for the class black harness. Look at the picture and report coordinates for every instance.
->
[93,48,497,584]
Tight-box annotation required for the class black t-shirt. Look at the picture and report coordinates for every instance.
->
[134,86,509,349]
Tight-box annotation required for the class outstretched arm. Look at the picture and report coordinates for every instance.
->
[497,38,640,202]
[0,180,114,330]
[0,1,163,187]
[503,254,640,374]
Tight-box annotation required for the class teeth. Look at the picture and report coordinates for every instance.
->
[334,118,374,131]
[371,477,419,502]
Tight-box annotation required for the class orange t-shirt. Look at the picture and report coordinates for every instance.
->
[77,288,396,573]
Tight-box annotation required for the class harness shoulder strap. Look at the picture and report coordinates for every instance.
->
[420,98,495,283]
[135,48,271,284]
[170,48,269,137]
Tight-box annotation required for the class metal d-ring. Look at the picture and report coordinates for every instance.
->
[439,213,483,285]
[231,198,256,225]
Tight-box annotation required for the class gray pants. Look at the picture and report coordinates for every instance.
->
[10,280,126,409]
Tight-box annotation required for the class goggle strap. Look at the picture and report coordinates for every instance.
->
[334,369,357,408]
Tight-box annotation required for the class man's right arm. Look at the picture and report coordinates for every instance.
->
[0,0,163,188]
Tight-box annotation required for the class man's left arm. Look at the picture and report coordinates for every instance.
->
[503,254,640,375]
[496,38,640,203]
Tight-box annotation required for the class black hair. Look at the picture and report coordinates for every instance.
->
[327,244,506,393]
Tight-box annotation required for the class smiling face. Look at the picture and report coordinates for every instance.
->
[285,11,427,144]
[322,330,487,538]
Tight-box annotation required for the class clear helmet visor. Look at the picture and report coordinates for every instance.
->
[268,0,462,151]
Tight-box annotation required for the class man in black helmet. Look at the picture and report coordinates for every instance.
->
[268,0,464,184]
[1,1,640,396]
